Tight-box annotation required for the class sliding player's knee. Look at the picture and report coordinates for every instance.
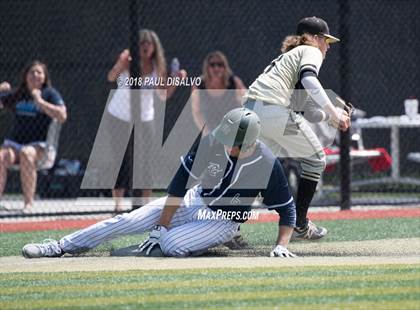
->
[160,236,189,257]
[131,196,167,214]
[126,198,166,220]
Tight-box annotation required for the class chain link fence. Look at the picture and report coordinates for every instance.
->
[0,0,419,216]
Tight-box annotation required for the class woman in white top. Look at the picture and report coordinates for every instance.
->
[107,29,186,212]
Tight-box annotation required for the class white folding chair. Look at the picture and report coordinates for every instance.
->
[9,119,62,171]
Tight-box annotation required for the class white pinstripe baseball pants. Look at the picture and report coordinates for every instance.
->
[60,187,240,257]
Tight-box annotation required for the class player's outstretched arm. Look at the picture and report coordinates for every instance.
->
[300,72,350,131]
[270,225,297,258]
[267,205,298,258]
[262,159,298,258]
[276,225,294,248]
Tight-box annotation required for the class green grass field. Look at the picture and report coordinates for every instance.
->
[1,265,419,309]
[1,217,419,309]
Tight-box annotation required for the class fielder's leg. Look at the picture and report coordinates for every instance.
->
[280,113,328,239]
[247,102,327,240]
[292,152,327,240]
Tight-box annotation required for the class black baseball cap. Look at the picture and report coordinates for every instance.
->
[296,16,340,43]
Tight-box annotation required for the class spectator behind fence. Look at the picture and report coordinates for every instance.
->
[107,29,187,213]
[189,51,247,249]
[0,61,67,211]
[191,51,246,135]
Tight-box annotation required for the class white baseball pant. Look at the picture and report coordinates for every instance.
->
[60,187,240,257]
[244,100,326,182]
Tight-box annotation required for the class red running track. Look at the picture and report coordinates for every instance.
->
[1,208,420,232]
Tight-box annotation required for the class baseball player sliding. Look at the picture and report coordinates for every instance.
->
[22,108,297,258]
[243,16,351,240]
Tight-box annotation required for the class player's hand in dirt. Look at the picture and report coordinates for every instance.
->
[270,245,297,258]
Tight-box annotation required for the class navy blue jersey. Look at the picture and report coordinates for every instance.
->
[167,135,293,222]
[2,86,64,144]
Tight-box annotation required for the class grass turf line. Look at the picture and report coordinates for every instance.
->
[0,265,419,309]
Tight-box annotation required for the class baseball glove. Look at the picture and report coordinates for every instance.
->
[336,96,355,117]
[328,96,354,129]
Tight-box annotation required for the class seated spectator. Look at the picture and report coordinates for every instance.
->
[0,61,67,211]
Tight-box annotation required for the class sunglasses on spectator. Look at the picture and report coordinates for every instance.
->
[209,62,224,68]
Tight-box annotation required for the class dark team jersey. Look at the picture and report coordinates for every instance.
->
[2,86,64,144]
[167,135,293,222]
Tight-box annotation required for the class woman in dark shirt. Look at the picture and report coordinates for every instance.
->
[191,51,246,135]
[0,61,67,211]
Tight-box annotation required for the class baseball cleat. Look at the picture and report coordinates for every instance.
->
[22,239,63,258]
[291,220,327,241]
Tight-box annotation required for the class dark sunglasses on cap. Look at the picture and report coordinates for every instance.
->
[209,62,225,68]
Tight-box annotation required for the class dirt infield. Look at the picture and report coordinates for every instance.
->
[2,238,418,273]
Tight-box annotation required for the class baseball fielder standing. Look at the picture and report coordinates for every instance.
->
[243,17,350,240]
